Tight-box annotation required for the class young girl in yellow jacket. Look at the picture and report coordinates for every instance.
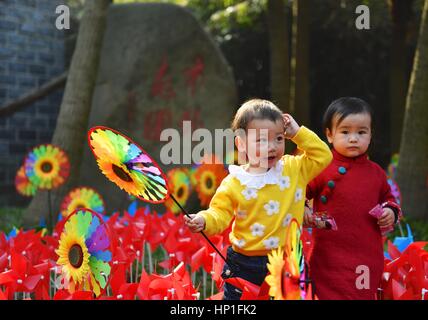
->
[185,99,332,300]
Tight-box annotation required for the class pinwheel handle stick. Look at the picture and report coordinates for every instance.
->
[47,190,53,232]
[170,194,228,264]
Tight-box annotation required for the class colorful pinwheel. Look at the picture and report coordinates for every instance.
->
[24,144,70,190]
[265,219,311,300]
[164,168,191,214]
[61,187,105,218]
[87,127,230,270]
[88,126,169,203]
[387,178,402,205]
[387,153,399,180]
[194,155,228,207]
[15,165,37,197]
[56,209,112,297]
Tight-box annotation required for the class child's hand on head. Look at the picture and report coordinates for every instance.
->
[184,214,206,233]
[282,114,300,139]
[378,208,395,228]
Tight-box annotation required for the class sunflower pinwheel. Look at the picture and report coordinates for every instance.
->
[15,165,37,196]
[56,209,112,297]
[61,187,105,218]
[265,219,306,300]
[88,126,169,203]
[164,168,191,214]
[24,144,70,190]
[194,155,228,207]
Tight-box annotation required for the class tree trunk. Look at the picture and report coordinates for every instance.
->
[23,0,111,228]
[289,0,310,126]
[267,0,290,112]
[396,0,428,220]
[388,0,415,153]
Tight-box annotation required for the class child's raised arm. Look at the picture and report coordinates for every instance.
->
[284,114,332,184]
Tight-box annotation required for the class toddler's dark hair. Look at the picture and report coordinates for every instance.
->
[231,99,283,132]
[323,97,373,131]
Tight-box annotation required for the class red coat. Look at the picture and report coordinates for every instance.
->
[307,149,397,300]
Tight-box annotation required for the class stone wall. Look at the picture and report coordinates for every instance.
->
[0,0,66,206]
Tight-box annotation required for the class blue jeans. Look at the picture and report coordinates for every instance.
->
[222,246,269,300]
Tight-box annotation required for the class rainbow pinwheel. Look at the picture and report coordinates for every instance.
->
[387,178,402,205]
[15,165,37,197]
[265,219,310,300]
[384,154,402,205]
[24,144,70,190]
[56,209,112,297]
[61,187,105,218]
[164,168,191,214]
[88,127,230,268]
[387,153,399,180]
[88,126,169,203]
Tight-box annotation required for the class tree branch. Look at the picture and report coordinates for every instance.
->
[0,72,68,117]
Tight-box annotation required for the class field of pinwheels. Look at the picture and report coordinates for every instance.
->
[1,128,427,300]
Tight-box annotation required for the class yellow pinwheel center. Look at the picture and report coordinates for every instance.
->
[69,244,84,268]
[36,158,59,179]
[56,231,90,284]
[112,164,133,182]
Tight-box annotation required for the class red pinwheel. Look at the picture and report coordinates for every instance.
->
[381,241,428,300]
[53,289,94,300]
[137,262,197,300]
[0,250,42,297]
[100,264,138,300]
[225,277,270,300]
[32,261,55,300]
[0,288,9,300]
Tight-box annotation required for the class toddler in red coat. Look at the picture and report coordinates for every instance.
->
[305,97,402,300]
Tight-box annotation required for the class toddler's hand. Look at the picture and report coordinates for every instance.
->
[282,114,300,139]
[184,214,206,233]
[303,206,313,227]
[378,208,395,228]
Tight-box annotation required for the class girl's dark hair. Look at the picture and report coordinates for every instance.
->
[322,97,373,131]
[231,99,283,131]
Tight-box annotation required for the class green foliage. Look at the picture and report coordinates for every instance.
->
[0,207,25,233]
[112,0,266,42]
[387,216,428,242]
[404,217,428,242]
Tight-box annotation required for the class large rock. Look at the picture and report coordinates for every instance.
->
[79,3,237,213]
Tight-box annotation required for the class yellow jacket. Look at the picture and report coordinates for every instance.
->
[198,126,332,256]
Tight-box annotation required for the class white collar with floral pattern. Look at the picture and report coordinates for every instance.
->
[228,160,284,189]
